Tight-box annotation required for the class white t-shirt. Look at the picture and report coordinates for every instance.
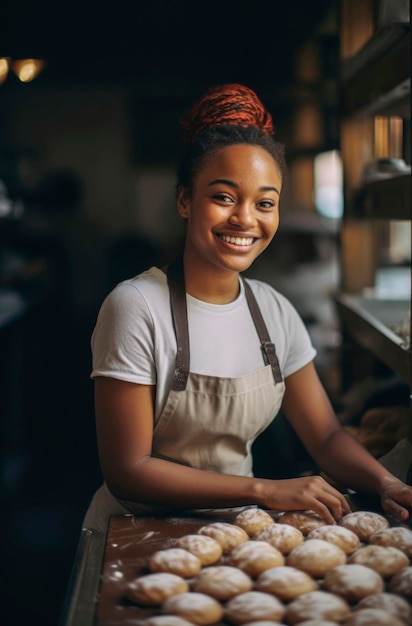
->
[91,266,316,421]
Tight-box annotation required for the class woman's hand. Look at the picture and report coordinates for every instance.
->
[258,475,352,524]
[379,478,412,522]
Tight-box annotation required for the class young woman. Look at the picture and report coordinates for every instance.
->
[83,83,412,532]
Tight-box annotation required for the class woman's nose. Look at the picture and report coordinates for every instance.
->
[228,203,256,228]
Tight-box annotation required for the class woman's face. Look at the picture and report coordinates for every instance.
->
[178,143,282,275]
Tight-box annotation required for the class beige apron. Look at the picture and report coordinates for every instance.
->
[83,257,285,532]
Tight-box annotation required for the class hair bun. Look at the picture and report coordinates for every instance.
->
[180,83,275,143]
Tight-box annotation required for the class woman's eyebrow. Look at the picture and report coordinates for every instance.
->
[208,179,280,195]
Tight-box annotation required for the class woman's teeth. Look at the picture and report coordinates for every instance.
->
[219,235,254,246]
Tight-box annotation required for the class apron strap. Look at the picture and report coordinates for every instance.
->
[167,255,190,391]
[242,278,283,384]
[167,256,283,389]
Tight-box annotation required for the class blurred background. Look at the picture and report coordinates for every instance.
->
[0,1,410,624]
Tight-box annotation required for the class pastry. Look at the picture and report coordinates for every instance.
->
[322,563,384,602]
[126,572,188,606]
[277,509,327,534]
[224,590,286,624]
[356,592,412,625]
[161,592,223,625]
[234,507,275,537]
[347,544,409,578]
[286,538,346,578]
[256,522,304,554]
[225,539,285,577]
[198,521,248,552]
[191,564,252,600]
[174,534,222,566]
[307,524,360,554]
[389,566,412,601]
[148,547,202,577]
[255,564,318,601]
[369,526,412,558]
[285,590,351,624]
[339,511,389,541]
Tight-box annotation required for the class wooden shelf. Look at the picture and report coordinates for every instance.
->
[357,173,411,220]
[341,25,410,118]
[335,293,411,384]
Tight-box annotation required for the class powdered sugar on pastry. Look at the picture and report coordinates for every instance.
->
[191,564,252,600]
[198,521,248,552]
[224,590,286,624]
[162,591,223,625]
[174,534,222,566]
[256,522,304,554]
[226,540,285,577]
[286,538,346,578]
[126,572,188,606]
[339,511,389,541]
[370,526,412,558]
[307,524,360,554]
[256,564,318,600]
[347,544,409,578]
[234,507,275,537]
[357,591,412,625]
[286,590,351,624]
[322,563,384,602]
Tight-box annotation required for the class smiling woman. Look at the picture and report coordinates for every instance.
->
[82,83,412,535]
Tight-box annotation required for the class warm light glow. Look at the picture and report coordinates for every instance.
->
[314,149,343,219]
[12,58,45,82]
[0,57,10,84]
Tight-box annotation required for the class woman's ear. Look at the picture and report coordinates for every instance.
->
[177,186,190,219]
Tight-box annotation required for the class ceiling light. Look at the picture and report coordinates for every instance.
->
[0,57,10,84]
[11,58,45,83]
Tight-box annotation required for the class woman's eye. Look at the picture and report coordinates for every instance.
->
[214,193,233,203]
[258,200,276,210]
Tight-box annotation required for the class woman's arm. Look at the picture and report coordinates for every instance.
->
[282,361,412,521]
[95,376,350,522]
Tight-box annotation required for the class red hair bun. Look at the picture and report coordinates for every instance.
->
[180,83,275,143]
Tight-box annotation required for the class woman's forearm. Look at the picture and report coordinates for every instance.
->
[312,428,398,493]
[107,455,261,508]
[105,452,351,524]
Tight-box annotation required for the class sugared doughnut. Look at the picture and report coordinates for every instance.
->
[174,534,222,566]
[356,592,412,625]
[126,572,188,606]
[322,563,384,602]
[285,590,351,624]
[277,510,327,535]
[234,507,275,537]
[225,539,285,577]
[339,511,389,542]
[347,544,409,578]
[256,522,304,554]
[389,566,412,601]
[286,538,346,578]
[369,526,412,558]
[224,590,286,624]
[161,592,223,625]
[307,524,360,554]
[191,565,252,600]
[197,521,248,552]
[148,547,201,577]
[255,565,318,601]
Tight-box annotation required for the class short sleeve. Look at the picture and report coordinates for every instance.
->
[90,283,156,384]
